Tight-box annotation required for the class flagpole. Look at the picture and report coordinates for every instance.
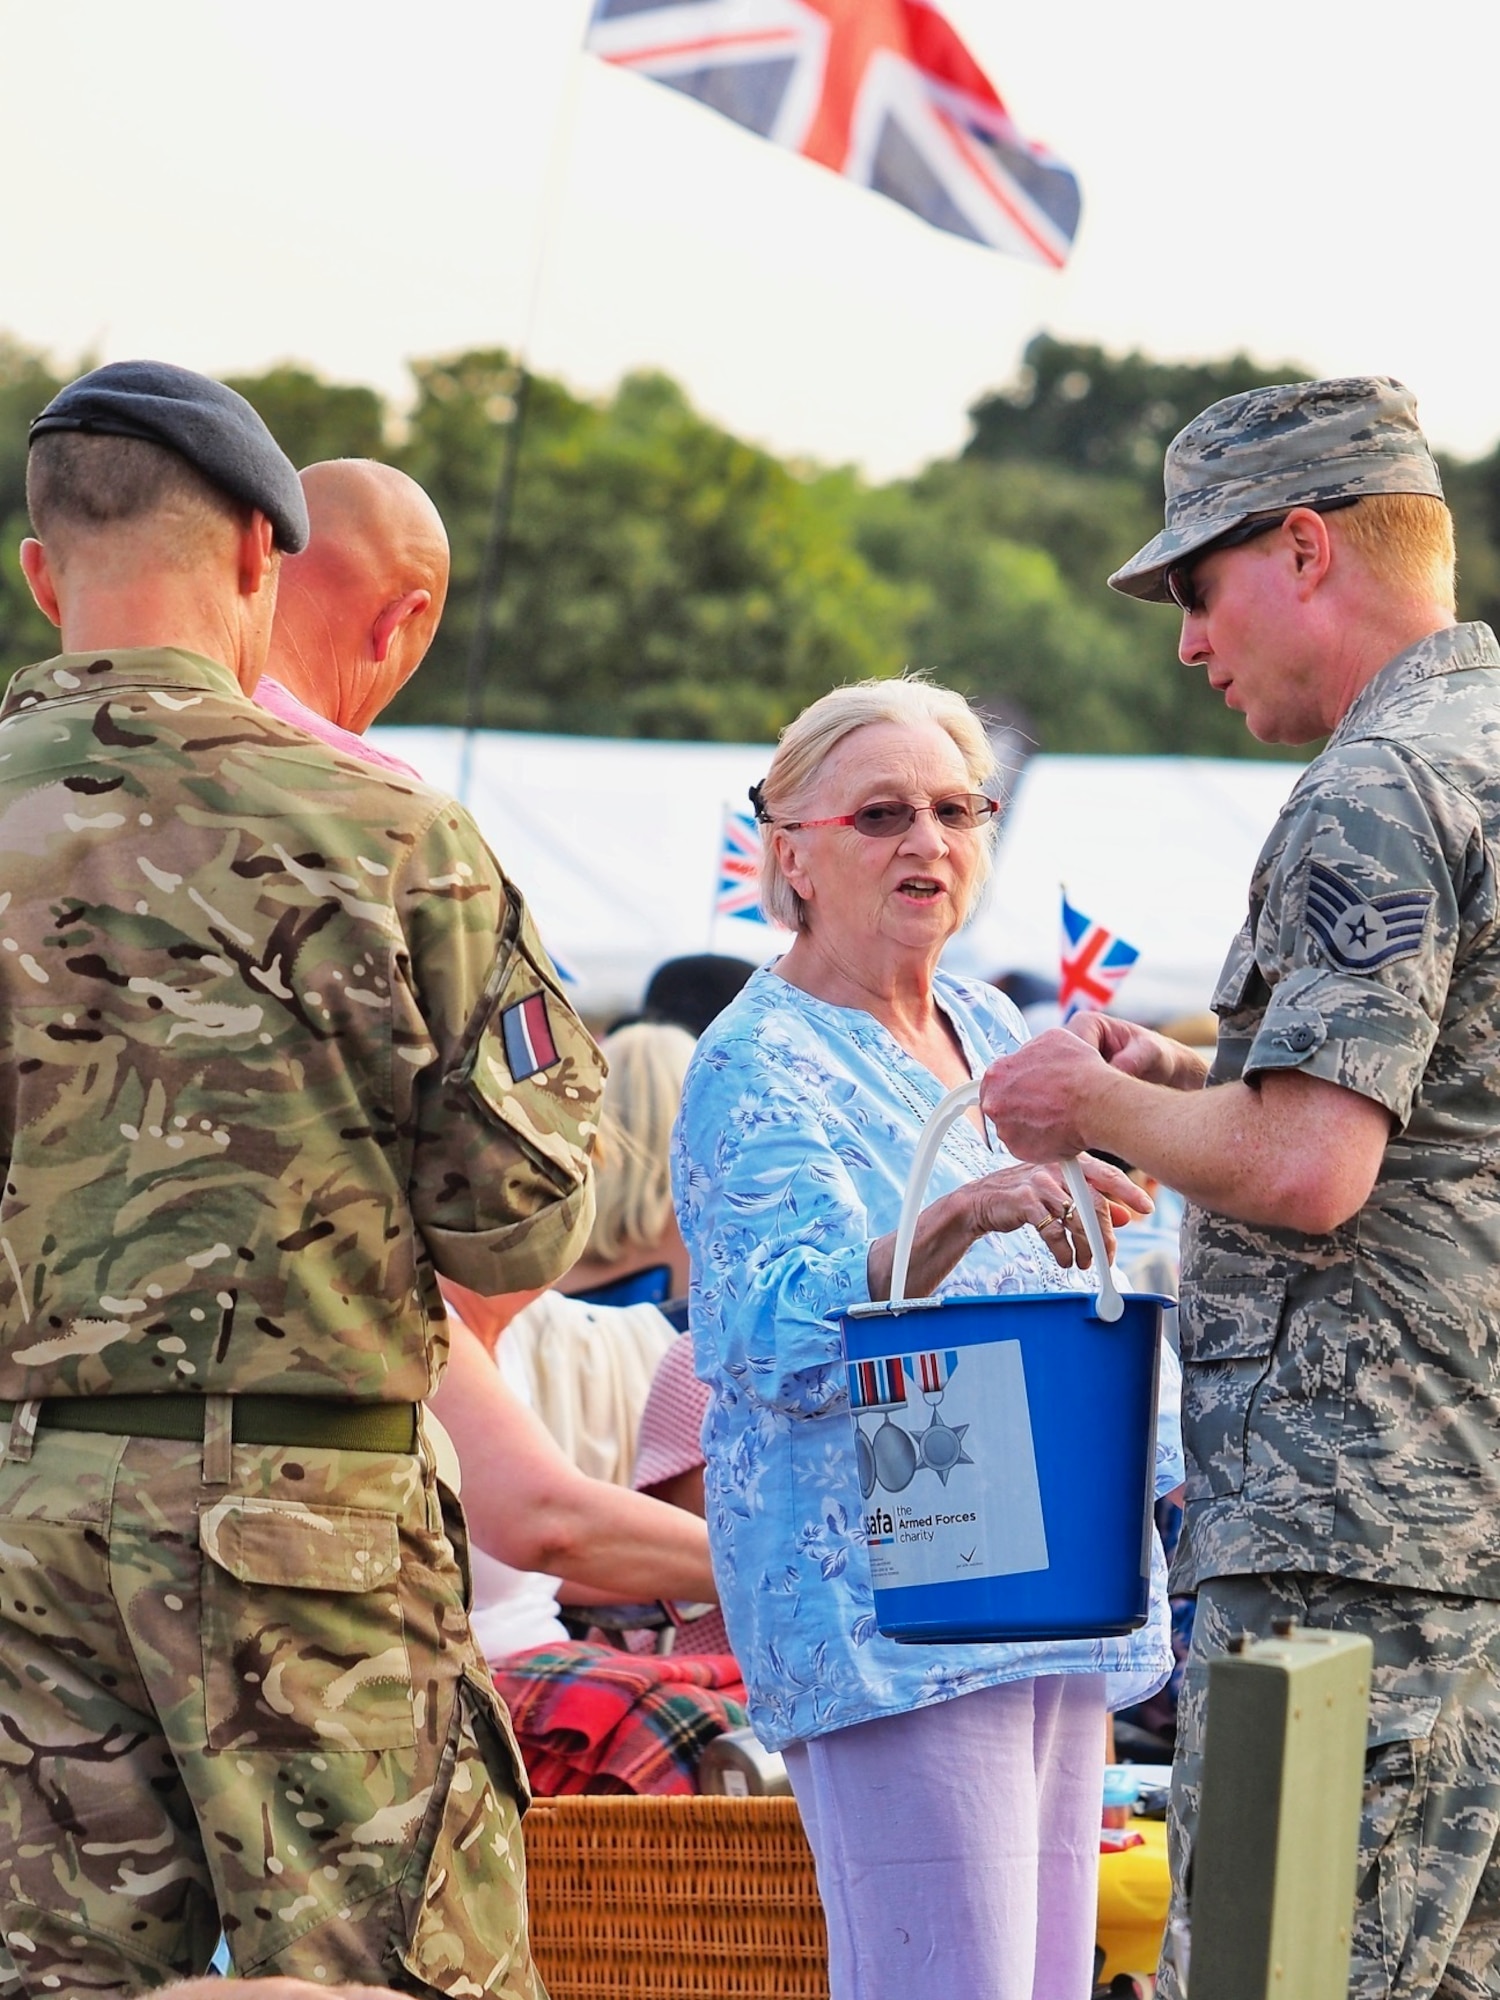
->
[458,365,532,806]
[708,804,725,949]
[458,0,595,810]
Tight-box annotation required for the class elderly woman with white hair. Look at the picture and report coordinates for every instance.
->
[672,677,1182,2000]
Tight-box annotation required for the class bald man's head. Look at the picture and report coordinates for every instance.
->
[266,460,450,733]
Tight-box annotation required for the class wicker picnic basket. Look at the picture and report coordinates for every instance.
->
[523,1795,830,1999]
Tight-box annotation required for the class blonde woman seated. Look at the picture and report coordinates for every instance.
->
[558,1019,695,1306]
[428,1286,715,1664]
[501,1021,697,1487]
[432,1023,712,1659]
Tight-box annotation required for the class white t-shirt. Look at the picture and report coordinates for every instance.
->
[501,1290,677,1485]
[464,1293,678,1664]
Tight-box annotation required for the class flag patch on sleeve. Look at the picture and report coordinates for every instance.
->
[501,992,561,1082]
[1305,861,1433,972]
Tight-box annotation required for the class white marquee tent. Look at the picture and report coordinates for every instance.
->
[369,725,1302,1024]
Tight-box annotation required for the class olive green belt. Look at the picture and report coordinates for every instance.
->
[0,1394,417,1453]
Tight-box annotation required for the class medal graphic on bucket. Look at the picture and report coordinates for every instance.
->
[850,1350,973,1496]
[840,1079,1168,1645]
[910,1348,973,1488]
[849,1355,917,1496]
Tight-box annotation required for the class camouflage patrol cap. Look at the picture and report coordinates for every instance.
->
[1109,376,1444,603]
[29,360,309,553]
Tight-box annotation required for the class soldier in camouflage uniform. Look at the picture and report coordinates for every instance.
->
[980,378,1500,1998]
[0,361,606,1996]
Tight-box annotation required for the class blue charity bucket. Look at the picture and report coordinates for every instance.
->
[837,1082,1167,1645]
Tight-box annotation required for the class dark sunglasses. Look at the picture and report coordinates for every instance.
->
[1163,497,1359,613]
[779,794,999,838]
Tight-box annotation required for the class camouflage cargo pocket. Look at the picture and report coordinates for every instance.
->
[0,1896,219,1997]
[1182,1268,1286,1501]
[448,882,605,1201]
[1354,1698,1439,1983]
[198,1497,415,1754]
[396,1669,544,1999]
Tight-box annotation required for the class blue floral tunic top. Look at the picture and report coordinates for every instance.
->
[671,964,1183,1751]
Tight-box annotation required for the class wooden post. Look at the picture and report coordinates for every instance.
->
[1187,1625,1371,1998]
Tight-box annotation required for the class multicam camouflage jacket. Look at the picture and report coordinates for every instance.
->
[1177,621,1500,1598]
[0,648,603,1404]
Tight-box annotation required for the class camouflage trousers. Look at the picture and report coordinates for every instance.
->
[0,1413,547,1999]
[1158,1574,1500,2000]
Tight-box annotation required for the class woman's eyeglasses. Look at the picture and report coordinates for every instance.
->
[779,794,999,838]
[1163,497,1358,613]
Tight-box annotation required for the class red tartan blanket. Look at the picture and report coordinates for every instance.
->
[493,1643,748,1797]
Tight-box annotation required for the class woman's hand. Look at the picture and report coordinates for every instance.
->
[968,1153,1150,1271]
[868,1153,1151,1301]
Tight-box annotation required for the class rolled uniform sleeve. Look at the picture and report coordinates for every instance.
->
[397,801,604,1291]
[1233,741,1482,1127]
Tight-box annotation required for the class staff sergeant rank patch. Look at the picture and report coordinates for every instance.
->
[1305,860,1433,972]
[501,991,561,1081]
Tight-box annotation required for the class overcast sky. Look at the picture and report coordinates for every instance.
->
[4,1,1498,478]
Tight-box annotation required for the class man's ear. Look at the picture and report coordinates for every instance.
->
[371,589,432,664]
[1283,507,1334,597]
[237,512,278,597]
[19,539,61,628]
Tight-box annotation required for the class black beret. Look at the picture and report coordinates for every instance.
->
[29,359,309,553]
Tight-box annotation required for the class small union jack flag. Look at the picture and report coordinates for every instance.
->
[586,0,1081,267]
[1059,893,1139,1022]
[713,805,769,924]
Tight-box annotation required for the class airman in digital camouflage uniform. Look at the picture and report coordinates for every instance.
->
[980,378,1500,1999]
[0,361,606,1997]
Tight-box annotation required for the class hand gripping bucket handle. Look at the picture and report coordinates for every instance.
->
[889,1080,1123,1320]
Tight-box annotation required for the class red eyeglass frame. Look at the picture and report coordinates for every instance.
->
[779,795,1000,838]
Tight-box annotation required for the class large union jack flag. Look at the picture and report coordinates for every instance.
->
[586,0,1080,267]
[1059,892,1138,1022]
[714,805,769,923]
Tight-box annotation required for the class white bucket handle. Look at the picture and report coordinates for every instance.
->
[889,1080,1124,1322]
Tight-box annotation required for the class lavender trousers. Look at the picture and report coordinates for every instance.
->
[783,1675,1106,2000]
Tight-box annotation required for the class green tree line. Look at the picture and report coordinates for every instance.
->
[3,330,1497,758]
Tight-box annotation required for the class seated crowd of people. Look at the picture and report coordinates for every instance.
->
[432,998,758,1799]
